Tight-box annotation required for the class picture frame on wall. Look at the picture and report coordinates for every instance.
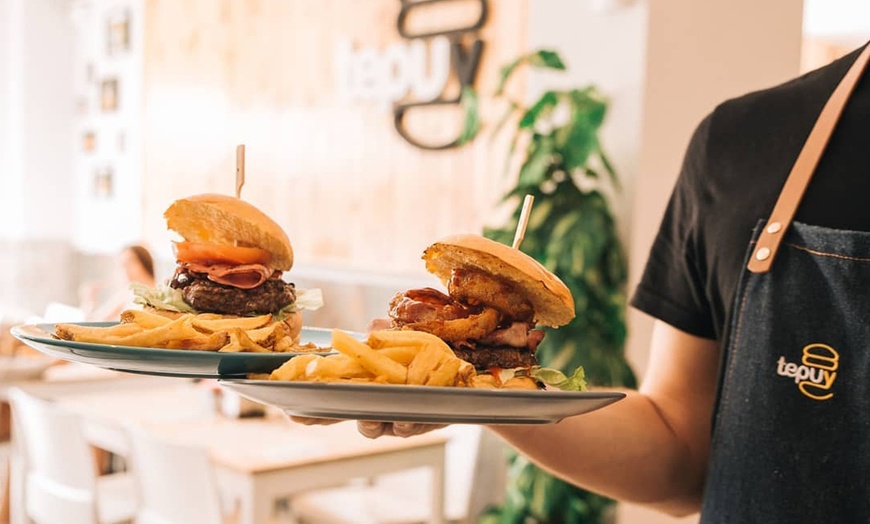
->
[107,8,130,55]
[93,165,114,198]
[100,78,118,112]
[83,131,96,153]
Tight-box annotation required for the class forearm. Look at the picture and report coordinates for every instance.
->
[490,388,708,516]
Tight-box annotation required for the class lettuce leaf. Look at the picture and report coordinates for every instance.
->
[293,288,324,312]
[131,282,195,313]
[528,365,587,391]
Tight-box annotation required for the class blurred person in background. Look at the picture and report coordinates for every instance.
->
[79,244,156,321]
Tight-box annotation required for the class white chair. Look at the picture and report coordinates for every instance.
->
[7,387,137,524]
[125,427,237,524]
[288,425,507,524]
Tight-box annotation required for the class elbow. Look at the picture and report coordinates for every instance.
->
[635,489,703,518]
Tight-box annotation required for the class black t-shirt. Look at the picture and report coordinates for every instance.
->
[631,44,870,342]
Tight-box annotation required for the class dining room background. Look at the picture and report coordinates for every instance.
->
[0,1,865,521]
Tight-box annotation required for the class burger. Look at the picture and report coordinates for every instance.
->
[133,193,322,340]
[388,234,582,389]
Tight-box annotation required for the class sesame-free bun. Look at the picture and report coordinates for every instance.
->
[423,234,575,327]
[164,193,294,271]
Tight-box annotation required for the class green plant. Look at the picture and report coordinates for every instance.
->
[465,50,638,523]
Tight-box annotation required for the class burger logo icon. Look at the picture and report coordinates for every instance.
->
[775,343,839,401]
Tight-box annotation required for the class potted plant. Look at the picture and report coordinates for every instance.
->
[462,50,637,523]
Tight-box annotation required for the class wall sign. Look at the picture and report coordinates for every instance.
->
[335,0,488,150]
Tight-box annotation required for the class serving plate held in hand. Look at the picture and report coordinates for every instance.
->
[11,323,338,379]
[219,378,626,425]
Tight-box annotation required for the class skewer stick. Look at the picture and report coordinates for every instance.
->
[512,194,534,250]
[235,144,246,199]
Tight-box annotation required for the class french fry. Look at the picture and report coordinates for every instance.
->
[332,330,407,384]
[270,354,320,380]
[56,322,144,341]
[193,313,272,333]
[245,322,285,348]
[120,309,173,329]
[218,329,272,353]
[307,354,369,380]
[163,331,229,351]
[376,345,420,366]
[425,358,463,386]
[57,308,311,355]
[407,344,445,385]
[368,329,453,355]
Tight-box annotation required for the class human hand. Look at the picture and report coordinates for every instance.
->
[290,416,445,438]
[356,421,447,439]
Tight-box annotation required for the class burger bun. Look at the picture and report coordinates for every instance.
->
[423,234,575,327]
[165,193,293,271]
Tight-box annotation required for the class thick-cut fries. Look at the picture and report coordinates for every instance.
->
[268,328,476,388]
[332,330,407,384]
[54,309,325,354]
[119,309,172,329]
[193,314,272,333]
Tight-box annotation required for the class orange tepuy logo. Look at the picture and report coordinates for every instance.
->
[775,343,839,401]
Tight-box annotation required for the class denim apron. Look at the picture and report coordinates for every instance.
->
[700,44,870,523]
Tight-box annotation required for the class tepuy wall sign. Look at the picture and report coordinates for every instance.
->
[334,0,487,150]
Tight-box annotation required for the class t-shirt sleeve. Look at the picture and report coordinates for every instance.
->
[630,113,717,339]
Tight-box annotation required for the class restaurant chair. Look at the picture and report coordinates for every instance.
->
[288,425,505,524]
[7,387,137,524]
[125,427,238,524]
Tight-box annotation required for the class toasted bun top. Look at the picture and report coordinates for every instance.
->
[423,234,575,327]
[164,193,293,271]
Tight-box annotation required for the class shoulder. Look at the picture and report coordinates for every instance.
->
[678,46,864,187]
[707,47,861,150]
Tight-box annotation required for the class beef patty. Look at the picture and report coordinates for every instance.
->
[170,268,296,315]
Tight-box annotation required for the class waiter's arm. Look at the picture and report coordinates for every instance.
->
[490,320,720,517]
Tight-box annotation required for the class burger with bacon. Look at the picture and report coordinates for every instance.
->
[388,234,580,388]
[133,193,321,339]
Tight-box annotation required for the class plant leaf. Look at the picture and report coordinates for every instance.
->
[517,137,554,187]
[457,86,480,146]
[519,91,558,129]
[495,49,567,96]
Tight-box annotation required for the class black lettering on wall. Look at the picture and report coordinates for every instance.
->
[393,0,488,150]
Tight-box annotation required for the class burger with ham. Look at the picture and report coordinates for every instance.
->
[133,194,322,338]
[388,234,584,389]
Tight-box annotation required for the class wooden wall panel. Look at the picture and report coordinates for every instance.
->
[141,0,528,277]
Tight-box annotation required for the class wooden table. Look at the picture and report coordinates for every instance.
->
[57,384,449,524]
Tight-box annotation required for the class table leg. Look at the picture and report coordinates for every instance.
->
[429,455,445,524]
[1,457,9,524]
[220,471,276,524]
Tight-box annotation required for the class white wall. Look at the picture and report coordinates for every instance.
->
[0,0,74,241]
[804,0,870,43]
[527,0,648,243]
[70,0,145,254]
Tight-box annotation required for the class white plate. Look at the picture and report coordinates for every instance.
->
[11,323,339,379]
[219,379,626,425]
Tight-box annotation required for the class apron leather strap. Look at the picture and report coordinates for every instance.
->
[748,44,870,273]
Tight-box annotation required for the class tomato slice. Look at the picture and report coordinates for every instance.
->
[174,241,271,266]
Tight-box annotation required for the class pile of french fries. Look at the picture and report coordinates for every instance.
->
[269,329,477,387]
[55,309,320,353]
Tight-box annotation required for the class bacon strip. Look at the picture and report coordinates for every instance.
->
[184,262,273,290]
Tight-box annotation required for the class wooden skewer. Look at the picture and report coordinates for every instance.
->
[235,144,246,199]
[512,194,534,250]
